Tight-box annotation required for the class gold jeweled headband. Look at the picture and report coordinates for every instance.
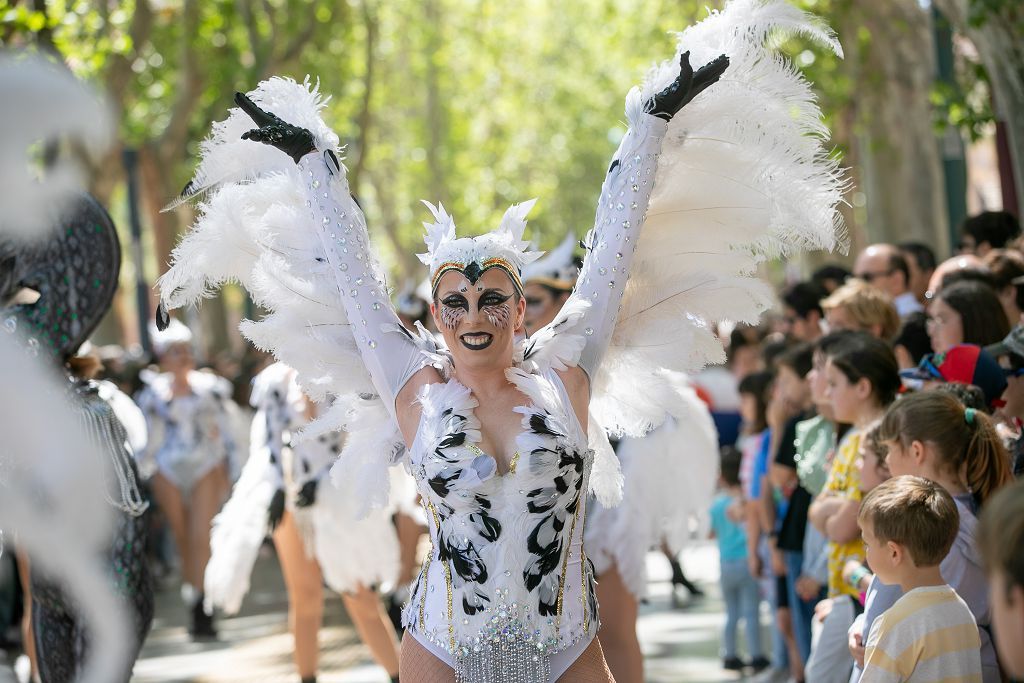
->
[430,256,524,297]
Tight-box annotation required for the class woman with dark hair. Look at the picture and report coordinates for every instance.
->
[928,281,1010,354]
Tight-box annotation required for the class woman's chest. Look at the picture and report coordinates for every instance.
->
[472,399,526,474]
[412,375,588,501]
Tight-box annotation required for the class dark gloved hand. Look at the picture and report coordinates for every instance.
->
[267,488,286,530]
[295,479,318,508]
[647,51,730,121]
[235,92,316,164]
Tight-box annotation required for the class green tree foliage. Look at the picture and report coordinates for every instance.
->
[5,0,1019,350]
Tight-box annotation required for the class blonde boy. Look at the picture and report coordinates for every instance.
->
[858,476,981,682]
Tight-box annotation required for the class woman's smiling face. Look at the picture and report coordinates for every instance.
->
[431,268,525,368]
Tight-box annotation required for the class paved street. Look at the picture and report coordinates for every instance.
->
[132,542,765,683]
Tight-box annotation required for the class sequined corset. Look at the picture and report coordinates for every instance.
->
[402,369,598,682]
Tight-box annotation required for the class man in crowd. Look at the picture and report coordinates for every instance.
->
[898,242,936,305]
[854,244,922,316]
[959,211,1021,257]
[781,282,827,343]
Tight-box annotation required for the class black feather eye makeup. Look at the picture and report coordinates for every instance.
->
[440,294,468,330]
[480,292,513,329]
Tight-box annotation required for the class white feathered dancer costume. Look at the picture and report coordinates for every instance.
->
[159,1,844,678]
[204,362,398,615]
[584,373,719,599]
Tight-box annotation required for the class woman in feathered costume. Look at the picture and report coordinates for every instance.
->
[204,361,401,683]
[157,1,844,679]
[135,319,241,639]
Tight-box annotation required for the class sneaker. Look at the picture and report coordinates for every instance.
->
[722,656,745,671]
[748,656,771,673]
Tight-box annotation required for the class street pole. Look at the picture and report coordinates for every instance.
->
[122,147,152,358]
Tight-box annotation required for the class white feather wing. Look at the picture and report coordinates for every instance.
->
[591,0,846,434]
[158,78,379,434]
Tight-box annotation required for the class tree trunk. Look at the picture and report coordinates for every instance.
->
[423,0,447,205]
[350,0,378,191]
[932,0,1024,213]
[368,164,420,277]
[836,0,949,252]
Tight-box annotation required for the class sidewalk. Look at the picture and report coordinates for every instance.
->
[133,542,758,683]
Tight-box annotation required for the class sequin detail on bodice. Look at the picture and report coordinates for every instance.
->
[402,368,599,682]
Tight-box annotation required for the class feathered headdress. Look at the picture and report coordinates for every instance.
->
[521,232,580,291]
[417,199,544,297]
[149,318,193,356]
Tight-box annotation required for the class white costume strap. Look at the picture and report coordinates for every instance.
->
[297,150,430,418]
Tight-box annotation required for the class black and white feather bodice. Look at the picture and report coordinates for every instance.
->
[402,366,599,677]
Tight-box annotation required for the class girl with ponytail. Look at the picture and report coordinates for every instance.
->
[878,390,1013,682]
[879,391,1011,509]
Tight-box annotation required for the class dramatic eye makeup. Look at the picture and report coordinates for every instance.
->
[480,292,513,329]
[440,294,468,330]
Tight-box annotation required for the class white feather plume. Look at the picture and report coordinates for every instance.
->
[589,0,846,434]
[496,198,539,247]
[159,78,378,439]
[204,414,278,615]
[417,201,457,266]
[164,76,339,210]
[585,374,719,598]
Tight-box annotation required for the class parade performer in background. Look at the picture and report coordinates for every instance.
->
[521,233,580,337]
[205,361,401,683]
[584,390,718,682]
[1,193,153,682]
[523,230,719,683]
[136,319,240,640]
[156,1,844,679]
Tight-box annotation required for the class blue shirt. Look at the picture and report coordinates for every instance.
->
[710,492,748,562]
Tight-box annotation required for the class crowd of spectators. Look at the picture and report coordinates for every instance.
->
[698,210,1024,683]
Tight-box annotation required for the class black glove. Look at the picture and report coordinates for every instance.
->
[295,479,319,508]
[267,488,286,531]
[235,92,316,164]
[647,51,730,121]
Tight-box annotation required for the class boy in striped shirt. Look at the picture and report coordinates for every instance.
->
[858,476,982,682]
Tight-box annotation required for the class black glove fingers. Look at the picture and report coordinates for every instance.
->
[235,92,270,126]
[677,50,695,86]
[695,54,729,85]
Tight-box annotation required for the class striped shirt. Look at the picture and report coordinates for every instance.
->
[861,585,981,682]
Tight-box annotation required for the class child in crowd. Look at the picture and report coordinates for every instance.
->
[737,371,773,584]
[768,343,817,678]
[710,447,768,672]
[841,422,898,682]
[790,334,851,660]
[977,479,1024,680]
[878,391,1012,682]
[858,476,982,682]
[806,332,900,683]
